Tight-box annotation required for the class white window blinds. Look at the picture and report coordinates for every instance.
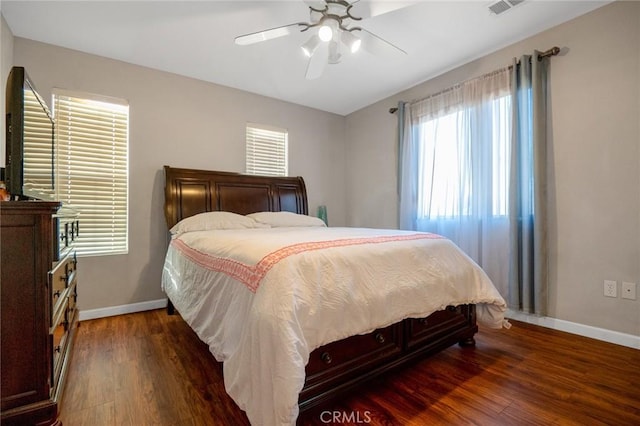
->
[245,123,288,176]
[53,91,129,257]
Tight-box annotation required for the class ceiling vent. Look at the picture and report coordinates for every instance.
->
[489,0,525,15]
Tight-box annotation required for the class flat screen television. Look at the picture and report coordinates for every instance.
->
[5,66,55,200]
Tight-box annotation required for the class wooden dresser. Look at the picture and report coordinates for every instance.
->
[1,201,79,426]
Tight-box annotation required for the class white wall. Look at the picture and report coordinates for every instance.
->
[8,38,347,312]
[345,1,640,336]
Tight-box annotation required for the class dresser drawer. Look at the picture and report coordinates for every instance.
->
[53,216,79,261]
[68,282,78,326]
[51,285,78,404]
[406,305,474,350]
[303,323,402,398]
[50,298,69,392]
[49,252,76,316]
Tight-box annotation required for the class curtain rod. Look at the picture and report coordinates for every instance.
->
[388,46,560,114]
[537,46,561,60]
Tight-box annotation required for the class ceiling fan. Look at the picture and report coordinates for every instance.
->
[234,0,411,79]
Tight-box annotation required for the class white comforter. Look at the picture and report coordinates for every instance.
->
[161,226,507,426]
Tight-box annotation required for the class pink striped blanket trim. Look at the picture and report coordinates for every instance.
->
[171,233,444,293]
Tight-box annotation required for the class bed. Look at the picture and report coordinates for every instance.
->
[161,165,508,425]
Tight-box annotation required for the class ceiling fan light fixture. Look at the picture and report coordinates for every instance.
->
[351,38,362,53]
[341,30,361,53]
[318,24,333,42]
[301,35,321,57]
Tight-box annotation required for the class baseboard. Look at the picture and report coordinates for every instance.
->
[79,299,167,321]
[506,309,639,350]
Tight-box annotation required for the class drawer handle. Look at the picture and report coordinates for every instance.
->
[53,290,62,298]
[54,345,61,353]
[374,333,385,344]
[321,352,332,365]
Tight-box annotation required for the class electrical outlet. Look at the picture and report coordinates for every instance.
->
[621,282,636,300]
[604,280,617,298]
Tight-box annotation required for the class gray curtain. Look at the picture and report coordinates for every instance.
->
[397,101,418,231]
[508,52,550,315]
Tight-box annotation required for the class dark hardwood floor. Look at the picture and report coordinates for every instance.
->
[59,309,640,425]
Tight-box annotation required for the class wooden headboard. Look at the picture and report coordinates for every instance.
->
[163,166,308,229]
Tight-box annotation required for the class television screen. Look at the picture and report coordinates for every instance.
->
[5,66,55,200]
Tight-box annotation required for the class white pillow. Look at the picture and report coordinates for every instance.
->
[170,211,267,235]
[247,211,327,228]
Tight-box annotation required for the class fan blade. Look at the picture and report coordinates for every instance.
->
[235,23,304,45]
[354,27,406,56]
[349,0,416,19]
[305,42,329,79]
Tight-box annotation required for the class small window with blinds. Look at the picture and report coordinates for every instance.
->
[53,90,129,257]
[245,123,288,176]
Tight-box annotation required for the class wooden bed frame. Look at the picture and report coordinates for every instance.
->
[162,165,478,413]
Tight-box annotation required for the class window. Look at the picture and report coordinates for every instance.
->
[53,90,129,256]
[417,95,511,219]
[245,123,288,176]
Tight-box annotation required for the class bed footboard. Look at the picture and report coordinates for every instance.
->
[299,304,477,412]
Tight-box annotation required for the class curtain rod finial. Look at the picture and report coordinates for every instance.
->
[389,107,398,114]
